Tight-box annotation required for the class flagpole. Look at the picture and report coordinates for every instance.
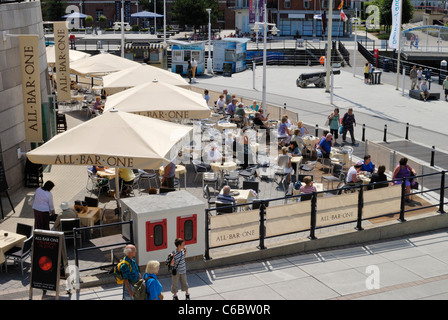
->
[395,0,403,90]
[353,9,357,77]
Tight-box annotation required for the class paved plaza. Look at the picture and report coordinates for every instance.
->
[1,60,448,300]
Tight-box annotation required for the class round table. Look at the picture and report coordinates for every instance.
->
[96,168,116,180]
[158,165,187,190]
[217,123,237,131]
[210,161,238,173]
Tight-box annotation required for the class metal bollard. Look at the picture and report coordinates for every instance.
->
[362,124,366,142]
[405,122,409,140]
[430,146,435,167]
[383,124,387,143]
[315,124,319,137]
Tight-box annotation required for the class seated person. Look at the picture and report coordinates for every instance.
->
[277,147,293,184]
[420,80,430,101]
[369,165,389,189]
[316,133,332,158]
[277,116,291,146]
[119,168,136,195]
[53,201,78,231]
[215,94,226,112]
[361,155,375,174]
[93,96,104,113]
[346,161,364,185]
[226,98,238,116]
[205,144,223,163]
[250,100,260,112]
[253,112,269,129]
[288,141,302,156]
[161,161,176,189]
[217,185,236,206]
[299,176,317,194]
[290,129,305,152]
[297,121,309,137]
[234,103,246,117]
[259,109,270,121]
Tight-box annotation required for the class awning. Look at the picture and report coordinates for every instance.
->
[124,42,166,50]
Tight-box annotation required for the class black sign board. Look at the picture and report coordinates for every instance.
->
[29,230,67,299]
[223,63,233,77]
[0,162,8,192]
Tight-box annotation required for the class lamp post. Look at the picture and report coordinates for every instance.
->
[206,8,212,74]
[121,0,124,57]
[253,3,278,115]
[163,0,166,44]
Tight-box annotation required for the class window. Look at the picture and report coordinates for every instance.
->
[322,0,328,9]
[146,219,167,251]
[96,10,104,21]
[177,215,197,245]
[304,0,310,9]
[284,0,291,8]
[173,50,183,62]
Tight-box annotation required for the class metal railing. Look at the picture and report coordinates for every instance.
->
[204,171,447,260]
[73,219,134,273]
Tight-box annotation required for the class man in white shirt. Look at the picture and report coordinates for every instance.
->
[346,161,363,185]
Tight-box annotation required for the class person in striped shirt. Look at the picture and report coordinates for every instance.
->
[170,238,190,300]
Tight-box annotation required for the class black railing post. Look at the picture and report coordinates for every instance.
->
[74,227,79,268]
[257,203,267,250]
[438,171,446,214]
[398,179,407,222]
[362,124,366,142]
[356,186,364,231]
[315,124,319,137]
[383,124,387,143]
[405,122,409,140]
[129,219,135,244]
[204,209,211,260]
[308,192,318,240]
[430,146,435,167]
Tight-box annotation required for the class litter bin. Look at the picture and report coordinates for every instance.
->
[175,65,183,74]
[383,59,390,72]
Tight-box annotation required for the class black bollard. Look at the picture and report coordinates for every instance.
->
[362,124,366,142]
[431,146,435,167]
[383,124,387,143]
[315,124,319,137]
[405,122,409,140]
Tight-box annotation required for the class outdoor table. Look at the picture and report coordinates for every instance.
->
[219,188,256,210]
[291,156,303,181]
[97,168,116,180]
[77,206,103,227]
[330,150,350,167]
[158,165,187,190]
[0,230,26,265]
[303,136,320,152]
[217,122,237,131]
[357,174,371,185]
[292,182,324,197]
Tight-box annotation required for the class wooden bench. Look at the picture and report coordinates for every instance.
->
[409,90,440,101]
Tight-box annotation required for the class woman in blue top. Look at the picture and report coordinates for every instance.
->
[328,108,340,144]
[144,260,163,300]
[250,100,259,111]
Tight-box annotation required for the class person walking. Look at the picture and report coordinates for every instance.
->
[186,60,192,84]
[120,244,141,300]
[410,65,417,90]
[341,108,356,145]
[328,107,340,145]
[32,181,56,230]
[443,75,448,101]
[143,260,163,300]
[170,238,190,300]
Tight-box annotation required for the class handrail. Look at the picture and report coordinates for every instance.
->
[204,171,448,259]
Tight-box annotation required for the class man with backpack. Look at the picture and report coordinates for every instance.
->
[120,244,140,300]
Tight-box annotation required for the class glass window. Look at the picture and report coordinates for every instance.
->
[184,220,193,242]
[191,50,201,61]
[173,50,183,62]
[284,0,291,8]
[183,50,191,62]
[153,225,164,247]
[225,49,236,61]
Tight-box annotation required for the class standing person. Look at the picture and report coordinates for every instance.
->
[415,36,419,49]
[364,62,370,84]
[417,67,423,87]
[32,181,56,230]
[121,244,141,300]
[410,65,417,90]
[410,34,415,48]
[223,89,232,105]
[443,75,448,101]
[170,238,190,300]
[368,62,374,84]
[191,57,198,82]
[186,60,192,84]
[341,108,356,145]
[143,260,163,300]
[328,107,340,145]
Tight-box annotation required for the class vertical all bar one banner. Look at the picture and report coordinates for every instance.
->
[19,35,43,143]
[388,0,402,50]
[54,22,71,102]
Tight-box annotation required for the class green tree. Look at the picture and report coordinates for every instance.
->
[41,0,67,21]
[372,0,414,33]
[85,15,94,27]
[171,0,218,30]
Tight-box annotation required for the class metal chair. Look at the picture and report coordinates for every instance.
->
[215,201,235,214]
[299,161,316,175]
[60,218,82,248]
[223,170,240,189]
[137,169,159,192]
[56,112,67,133]
[321,163,345,191]
[242,181,260,196]
[192,160,210,185]
[84,196,99,207]
[239,165,258,181]
[203,184,217,209]
[16,223,33,239]
[4,236,33,275]
[203,172,219,192]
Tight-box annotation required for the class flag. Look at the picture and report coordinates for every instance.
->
[388,0,402,49]
[337,0,344,10]
[313,14,322,20]
[340,9,347,22]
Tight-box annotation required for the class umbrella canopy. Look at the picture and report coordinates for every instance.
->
[62,12,88,19]
[46,45,91,66]
[27,109,192,169]
[103,80,211,120]
[131,11,163,18]
[69,52,140,77]
[102,64,190,95]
